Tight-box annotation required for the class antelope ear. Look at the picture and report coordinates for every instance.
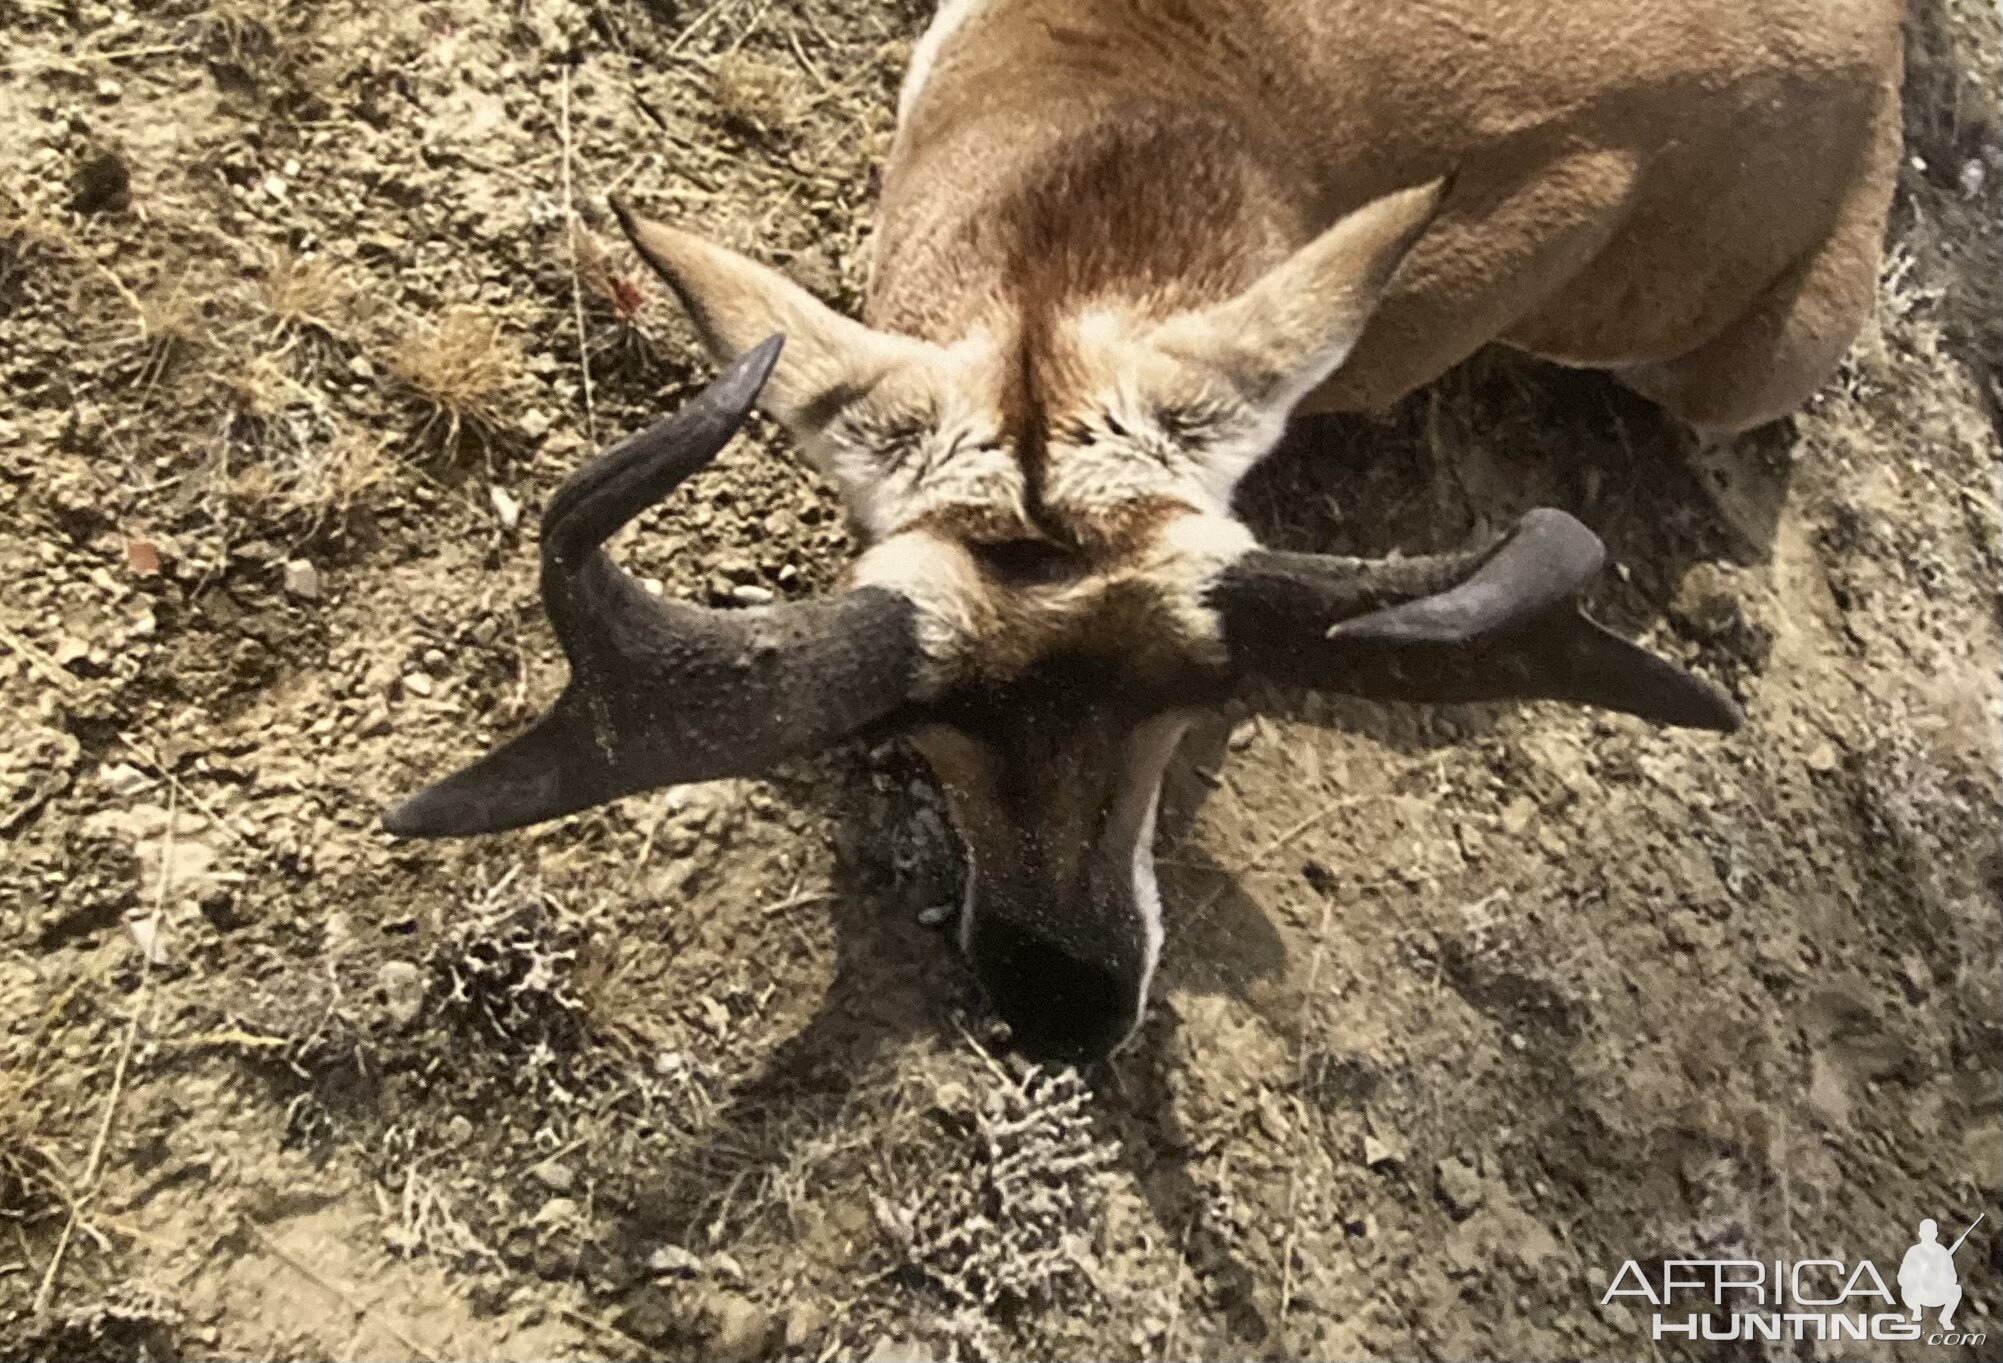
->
[611,199,933,434]
[1150,175,1449,410]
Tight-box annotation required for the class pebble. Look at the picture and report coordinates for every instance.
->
[782,1301,829,1352]
[529,1159,575,1193]
[102,762,150,796]
[705,1291,771,1362]
[647,1244,701,1277]
[1434,1156,1486,1219]
[728,584,775,606]
[1363,1133,1401,1168]
[490,484,521,531]
[378,960,426,1028]
[283,559,321,601]
[402,671,434,698]
[915,903,954,927]
[531,1196,577,1227]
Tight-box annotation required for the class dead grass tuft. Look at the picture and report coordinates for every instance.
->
[873,1062,1119,1355]
[195,0,283,65]
[215,359,388,525]
[388,306,523,451]
[431,868,594,1056]
[259,247,350,336]
[711,54,803,138]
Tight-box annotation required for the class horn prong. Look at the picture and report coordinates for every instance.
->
[381,336,923,840]
[1212,508,1742,733]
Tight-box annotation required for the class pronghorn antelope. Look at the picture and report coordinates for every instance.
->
[388,0,1906,1060]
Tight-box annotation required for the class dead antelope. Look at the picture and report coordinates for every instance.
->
[387,0,1906,1060]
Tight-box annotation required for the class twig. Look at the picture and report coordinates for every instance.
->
[0,622,82,694]
[116,739,245,846]
[33,787,175,1312]
[761,888,832,917]
[665,0,740,57]
[244,1221,440,1362]
[1277,889,1337,1353]
[554,1303,653,1360]
[559,66,598,446]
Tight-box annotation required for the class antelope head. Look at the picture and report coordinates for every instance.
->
[385,182,1739,1062]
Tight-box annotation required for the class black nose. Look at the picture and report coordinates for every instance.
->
[968,918,1137,1063]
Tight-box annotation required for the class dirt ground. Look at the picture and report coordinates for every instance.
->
[1,1,1999,1360]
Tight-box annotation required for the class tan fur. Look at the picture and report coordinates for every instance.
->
[885,0,1905,434]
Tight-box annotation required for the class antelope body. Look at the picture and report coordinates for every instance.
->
[388,0,1906,1061]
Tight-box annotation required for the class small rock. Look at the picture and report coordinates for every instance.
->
[1500,795,1537,835]
[1435,1156,1486,1219]
[1363,1133,1401,1168]
[704,1291,771,1362]
[95,77,123,102]
[283,559,321,601]
[444,1115,475,1145]
[864,1336,932,1363]
[102,762,150,796]
[347,354,375,380]
[126,538,160,576]
[931,1080,972,1117]
[915,902,954,928]
[520,409,552,440]
[1805,742,1840,774]
[1898,953,1932,1002]
[728,584,775,606]
[647,1244,702,1277]
[529,1159,575,1194]
[125,914,169,967]
[781,1301,829,1352]
[531,1196,577,1227]
[401,671,434,698]
[490,485,521,531]
[709,1252,745,1283]
[378,961,426,1028]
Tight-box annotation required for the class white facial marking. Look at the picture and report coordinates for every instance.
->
[1107,712,1196,1054]
[848,532,986,698]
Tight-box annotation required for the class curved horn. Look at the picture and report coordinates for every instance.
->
[384,337,923,838]
[1209,508,1742,731]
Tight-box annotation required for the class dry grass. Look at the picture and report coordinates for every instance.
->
[388,306,525,452]
[259,247,351,337]
[870,1059,1120,1357]
[194,0,284,65]
[711,54,803,138]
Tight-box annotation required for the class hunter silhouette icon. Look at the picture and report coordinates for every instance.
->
[1900,1215,1982,1329]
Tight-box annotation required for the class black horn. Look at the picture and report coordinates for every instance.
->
[1210,508,1742,731]
[383,336,923,838]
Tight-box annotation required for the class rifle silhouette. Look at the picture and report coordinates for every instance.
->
[1947,1213,1984,1257]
